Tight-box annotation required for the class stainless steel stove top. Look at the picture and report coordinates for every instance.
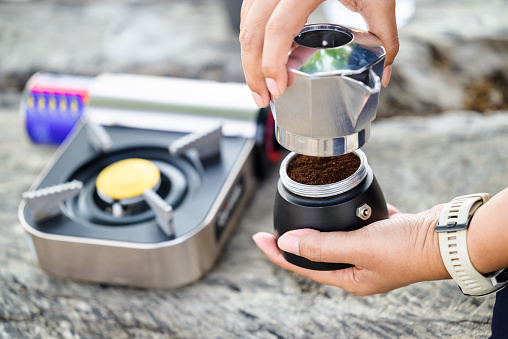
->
[18,74,280,288]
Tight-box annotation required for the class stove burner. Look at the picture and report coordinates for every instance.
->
[63,146,196,227]
[96,158,161,204]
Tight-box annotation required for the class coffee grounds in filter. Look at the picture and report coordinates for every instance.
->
[287,153,361,185]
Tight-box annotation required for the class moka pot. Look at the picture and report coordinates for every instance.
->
[271,24,386,157]
[272,24,389,271]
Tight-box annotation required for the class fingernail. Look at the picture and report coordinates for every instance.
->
[251,92,265,108]
[252,232,263,244]
[382,65,392,88]
[277,233,299,255]
[266,78,281,98]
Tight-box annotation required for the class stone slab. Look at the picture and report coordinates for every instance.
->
[380,0,508,116]
[1,101,507,338]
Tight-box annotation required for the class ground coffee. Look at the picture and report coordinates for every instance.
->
[287,153,360,185]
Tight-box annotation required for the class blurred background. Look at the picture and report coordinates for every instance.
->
[1,0,507,116]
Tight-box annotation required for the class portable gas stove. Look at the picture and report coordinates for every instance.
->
[19,73,280,288]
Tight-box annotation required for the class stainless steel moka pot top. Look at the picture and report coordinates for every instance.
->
[271,24,386,156]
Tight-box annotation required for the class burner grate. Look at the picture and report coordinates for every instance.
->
[66,149,193,229]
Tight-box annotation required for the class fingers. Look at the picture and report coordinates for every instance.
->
[276,228,371,266]
[253,232,329,277]
[240,0,323,106]
[261,0,322,98]
[252,232,286,265]
[387,203,400,216]
[253,232,385,295]
[239,0,280,108]
[382,65,393,88]
[386,203,414,219]
[252,232,363,288]
[240,0,254,31]
[343,0,399,87]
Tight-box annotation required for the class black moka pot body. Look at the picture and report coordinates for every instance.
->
[274,152,389,271]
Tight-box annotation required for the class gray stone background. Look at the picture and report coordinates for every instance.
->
[0,0,507,338]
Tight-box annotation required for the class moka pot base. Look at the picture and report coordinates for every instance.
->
[274,150,389,271]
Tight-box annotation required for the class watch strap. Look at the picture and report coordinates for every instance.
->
[436,193,507,296]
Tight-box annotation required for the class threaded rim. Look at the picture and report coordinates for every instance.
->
[280,150,370,198]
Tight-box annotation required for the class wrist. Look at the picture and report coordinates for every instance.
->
[425,212,451,281]
[467,198,508,274]
[406,205,451,282]
[466,211,491,274]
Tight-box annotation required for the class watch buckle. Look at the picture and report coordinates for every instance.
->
[435,215,473,233]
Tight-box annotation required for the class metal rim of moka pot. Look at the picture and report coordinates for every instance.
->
[279,150,370,199]
[271,23,386,157]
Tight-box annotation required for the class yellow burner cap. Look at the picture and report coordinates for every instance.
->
[96,158,160,200]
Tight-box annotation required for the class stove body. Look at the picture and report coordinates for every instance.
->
[19,74,278,288]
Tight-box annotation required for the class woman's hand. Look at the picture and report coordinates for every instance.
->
[253,204,451,296]
[239,0,399,108]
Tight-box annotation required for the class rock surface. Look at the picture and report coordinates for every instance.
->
[381,0,508,116]
[2,100,507,338]
[1,0,508,338]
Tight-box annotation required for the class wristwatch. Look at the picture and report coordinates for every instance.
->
[436,193,508,296]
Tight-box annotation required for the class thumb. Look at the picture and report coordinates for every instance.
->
[277,228,368,265]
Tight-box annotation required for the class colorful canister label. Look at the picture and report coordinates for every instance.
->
[22,73,93,145]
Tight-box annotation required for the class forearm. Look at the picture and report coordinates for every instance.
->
[467,187,508,274]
